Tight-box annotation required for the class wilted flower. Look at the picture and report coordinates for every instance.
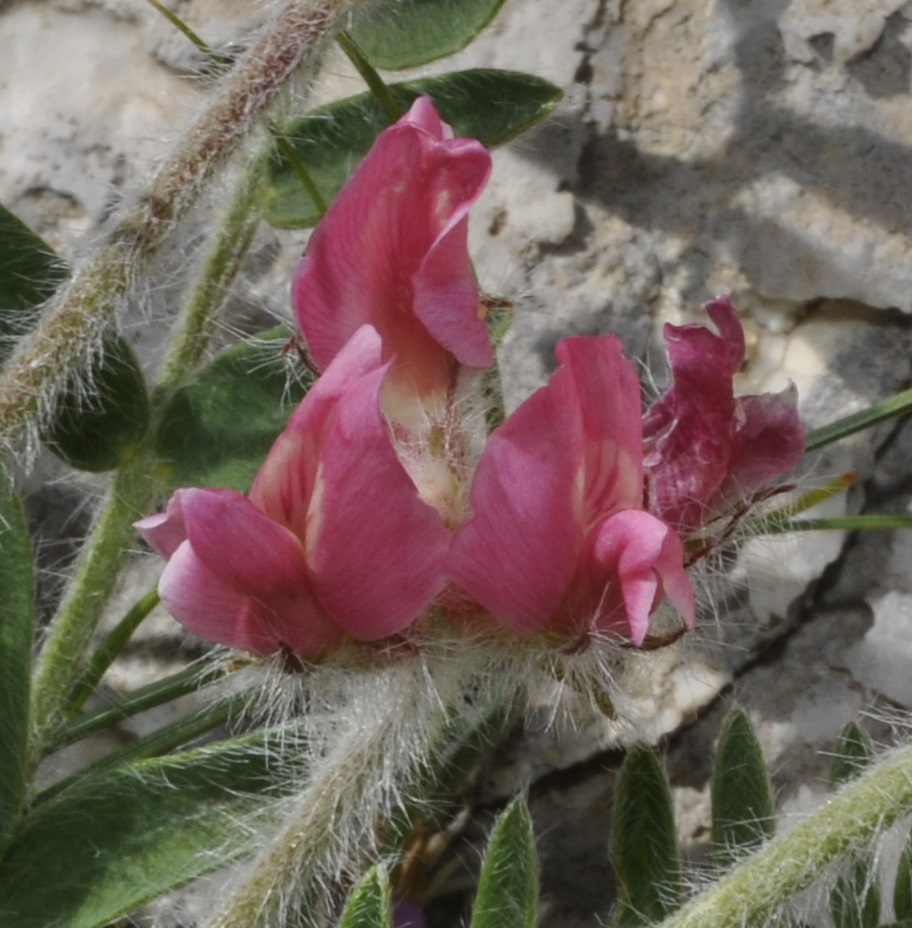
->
[446,336,695,646]
[643,297,805,534]
[136,326,449,658]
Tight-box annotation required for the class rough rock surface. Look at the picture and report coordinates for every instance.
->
[4,0,912,925]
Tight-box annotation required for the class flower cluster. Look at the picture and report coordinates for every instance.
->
[136,99,804,660]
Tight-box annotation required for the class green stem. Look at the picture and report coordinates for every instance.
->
[271,129,328,219]
[36,693,247,806]
[28,157,271,758]
[142,0,233,70]
[805,385,912,451]
[205,661,460,928]
[29,454,159,759]
[48,662,227,753]
[336,31,404,123]
[658,743,912,928]
[0,0,354,458]
[152,157,267,401]
[65,588,161,716]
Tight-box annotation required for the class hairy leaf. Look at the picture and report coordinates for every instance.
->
[711,710,775,867]
[338,866,393,928]
[470,799,538,928]
[0,726,304,928]
[612,745,680,926]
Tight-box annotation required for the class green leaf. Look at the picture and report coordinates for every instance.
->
[0,204,68,357]
[829,724,879,928]
[0,474,35,855]
[338,866,393,928]
[711,710,775,867]
[43,332,151,471]
[350,0,507,70]
[155,328,310,493]
[0,726,303,928]
[470,799,538,928]
[265,69,562,229]
[895,827,912,920]
[612,745,680,927]
[830,723,875,789]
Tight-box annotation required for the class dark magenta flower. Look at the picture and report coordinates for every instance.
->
[643,297,805,533]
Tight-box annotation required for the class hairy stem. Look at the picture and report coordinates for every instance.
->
[0,0,354,458]
[30,130,290,759]
[659,742,912,928]
[29,451,159,759]
[152,155,267,401]
[205,660,461,928]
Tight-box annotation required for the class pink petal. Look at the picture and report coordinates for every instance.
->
[446,363,586,632]
[251,325,447,642]
[250,325,386,538]
[166,488,342,657]
[642,296,745,531]
[292,97,492,399]
[555,336,644,516]
[401,95,452,138]
[447,335,647,633]
[159,540,342,656]
[305,346,451,640]
[573,510,694,645]
[134,489,190,558]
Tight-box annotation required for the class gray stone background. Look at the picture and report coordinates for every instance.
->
[4,0,912,925]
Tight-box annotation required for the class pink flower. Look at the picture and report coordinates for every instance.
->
[643,297,805,533]
[446,336,694,646]
[292,97,494,415]
[136,326,450,658]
